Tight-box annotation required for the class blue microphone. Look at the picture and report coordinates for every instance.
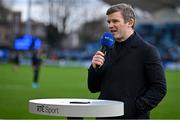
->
[100,32,115,54]
[96,32,115,69]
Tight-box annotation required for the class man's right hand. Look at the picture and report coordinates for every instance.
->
[92,51,105,68]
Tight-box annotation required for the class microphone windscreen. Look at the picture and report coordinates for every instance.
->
[100,32,115,48]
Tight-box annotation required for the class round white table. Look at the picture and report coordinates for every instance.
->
[29,98,124,118]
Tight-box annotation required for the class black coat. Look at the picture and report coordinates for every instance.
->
[88,32,167,119]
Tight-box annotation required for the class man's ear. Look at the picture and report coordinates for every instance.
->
[127,18,135,28]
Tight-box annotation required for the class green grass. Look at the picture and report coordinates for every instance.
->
[0,64,180,119]
[151,70,180,119]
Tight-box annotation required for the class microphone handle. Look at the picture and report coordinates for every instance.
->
[100,46,107,54]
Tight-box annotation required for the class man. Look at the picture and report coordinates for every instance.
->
[32,50,42,88]
[88,3,166,119]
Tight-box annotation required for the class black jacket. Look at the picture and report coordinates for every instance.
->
[88,32,167,119]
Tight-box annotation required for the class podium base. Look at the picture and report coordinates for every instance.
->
[67,117,83,120]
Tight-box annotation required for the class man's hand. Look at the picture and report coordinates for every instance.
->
[92,51,105,68]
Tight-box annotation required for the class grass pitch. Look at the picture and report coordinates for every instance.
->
[0,64,179,119]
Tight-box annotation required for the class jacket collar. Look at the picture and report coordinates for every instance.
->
[110,31,140,64]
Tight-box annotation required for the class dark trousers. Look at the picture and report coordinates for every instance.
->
[33,68,40,83]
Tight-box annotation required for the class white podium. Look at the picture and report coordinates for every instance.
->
[29,98,124,118]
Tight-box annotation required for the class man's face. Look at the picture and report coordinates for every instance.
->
[107,11,130,41]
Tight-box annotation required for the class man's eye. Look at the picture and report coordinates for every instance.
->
[112,20,119,23]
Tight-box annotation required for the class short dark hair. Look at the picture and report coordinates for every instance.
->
[106,3,136,28]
